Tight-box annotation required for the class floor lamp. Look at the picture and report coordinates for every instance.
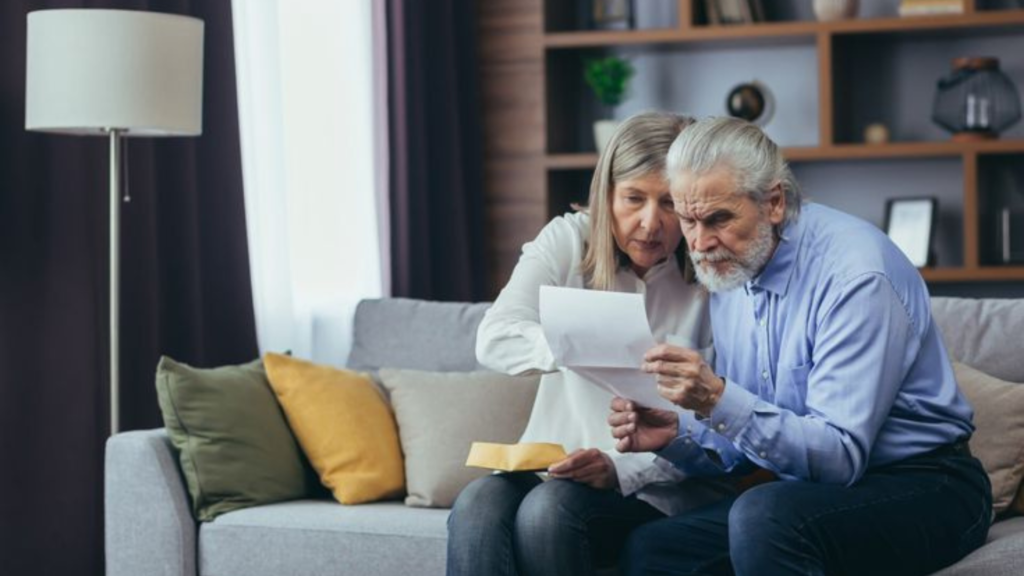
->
[25,9,204,435]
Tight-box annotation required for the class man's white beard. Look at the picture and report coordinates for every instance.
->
[689,220,776,293]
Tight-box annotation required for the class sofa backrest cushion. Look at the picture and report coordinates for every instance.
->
[264,353,405,505]
[155,355,308,521]
[378,368,540,508]
[346,298,491,373]
[954,362,1024,516]
[931,297,1024,383]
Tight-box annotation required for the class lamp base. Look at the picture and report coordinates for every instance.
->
[951,130,997,142]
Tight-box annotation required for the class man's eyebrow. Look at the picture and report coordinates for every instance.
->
[676,209,733,222]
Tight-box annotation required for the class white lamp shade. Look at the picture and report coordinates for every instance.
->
[25,9,204,137]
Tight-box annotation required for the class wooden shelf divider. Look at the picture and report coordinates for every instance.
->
[963,152,980,269]
[817,32,834,147]
[543,9,1024,49]
[678,0,693,31]
[922,266,1024,282]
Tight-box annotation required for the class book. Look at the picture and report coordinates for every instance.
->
[898,0,964,16]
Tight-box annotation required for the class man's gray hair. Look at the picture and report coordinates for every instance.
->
[666,117,802,226]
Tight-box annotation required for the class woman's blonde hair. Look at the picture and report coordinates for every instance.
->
[581,111,695,290]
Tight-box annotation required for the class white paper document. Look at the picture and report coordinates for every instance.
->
[538,285,680,411]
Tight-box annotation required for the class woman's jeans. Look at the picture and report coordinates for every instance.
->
[622,445,992,576]
[447,472,664,576]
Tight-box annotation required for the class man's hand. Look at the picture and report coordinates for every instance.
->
[547,448,618,489]
[643,344,725,417]
[608,397,679,453]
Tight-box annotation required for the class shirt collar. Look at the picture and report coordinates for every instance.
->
[748,211,805,297]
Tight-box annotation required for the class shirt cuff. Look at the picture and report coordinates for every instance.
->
[606,451,648,496]
[707,378,758,441]
[607,450,688,497]
[656,433,709,467]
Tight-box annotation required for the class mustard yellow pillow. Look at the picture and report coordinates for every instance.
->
[263,353,404,504]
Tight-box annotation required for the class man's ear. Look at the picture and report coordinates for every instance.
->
[766,183,785,226]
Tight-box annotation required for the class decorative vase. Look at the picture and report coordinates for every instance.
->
[593,119,620,153]
[813,0,859,21]
[932,57,1022,141]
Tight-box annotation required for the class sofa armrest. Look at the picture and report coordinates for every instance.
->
[105,429,196,576]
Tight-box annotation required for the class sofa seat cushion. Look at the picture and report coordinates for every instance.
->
[199,500,448,576]
[932,516,1024,576]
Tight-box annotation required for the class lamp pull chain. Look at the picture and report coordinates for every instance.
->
[121,138,131,203]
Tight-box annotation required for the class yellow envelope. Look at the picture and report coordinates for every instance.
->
[465,442,568,472]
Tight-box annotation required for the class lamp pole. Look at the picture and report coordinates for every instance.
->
[108,128,124,434]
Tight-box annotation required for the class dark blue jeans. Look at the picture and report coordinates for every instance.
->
[447,473,664,576]
[622,446,992,576]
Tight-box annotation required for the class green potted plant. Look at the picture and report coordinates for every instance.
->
[584,55,635,152]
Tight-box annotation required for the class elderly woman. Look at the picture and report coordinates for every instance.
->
[446,111,725,576]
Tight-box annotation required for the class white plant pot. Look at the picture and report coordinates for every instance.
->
[593,119,620,154]
[813,0,859,21]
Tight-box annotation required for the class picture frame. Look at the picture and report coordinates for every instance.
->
[884,197,938,267]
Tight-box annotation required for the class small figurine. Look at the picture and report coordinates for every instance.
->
[864,122,890,144]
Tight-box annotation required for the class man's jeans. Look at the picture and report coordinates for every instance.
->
[447,473,663,576]
[622,445,992,576]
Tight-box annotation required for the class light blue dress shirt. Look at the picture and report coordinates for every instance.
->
[658,203,974,485]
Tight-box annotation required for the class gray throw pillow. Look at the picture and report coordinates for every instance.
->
[954,362,1024,516]
[156,356,308,521]
[378,369,540,508]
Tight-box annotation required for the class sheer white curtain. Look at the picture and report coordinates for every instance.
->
[232,0,387,364]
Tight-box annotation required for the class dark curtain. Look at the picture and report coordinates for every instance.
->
[0,1,257,575]
[387,0,488,301]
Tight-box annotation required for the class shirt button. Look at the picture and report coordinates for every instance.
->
[759,319,766,327]
[684,438,692,445]
[759,451,767,458]
[761,370,769,380]
[716,423,726,432]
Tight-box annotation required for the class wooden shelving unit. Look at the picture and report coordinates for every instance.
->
[544,10,1024,49]
[540,0,1024,283]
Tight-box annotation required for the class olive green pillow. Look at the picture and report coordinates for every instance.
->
[155,355,308,521]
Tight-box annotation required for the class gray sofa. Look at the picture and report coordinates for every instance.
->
[105,297,1024,576]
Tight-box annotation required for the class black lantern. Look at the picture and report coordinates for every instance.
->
[932,57,1022,141]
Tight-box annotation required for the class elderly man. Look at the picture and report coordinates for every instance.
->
[609,117,992,576]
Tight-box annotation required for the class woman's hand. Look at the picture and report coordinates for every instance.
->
[608,397,679,452]
[642,344,724,417]
[547,448,618,489]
